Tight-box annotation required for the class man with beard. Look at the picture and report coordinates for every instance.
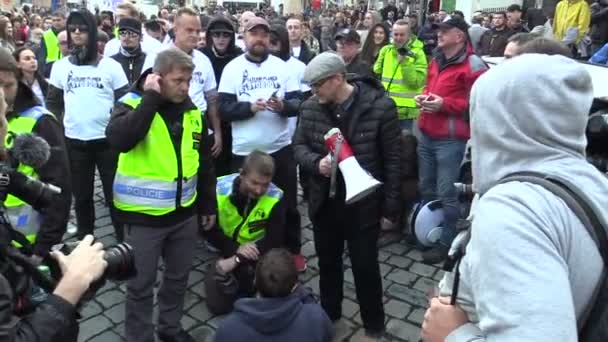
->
[202,15,243,177]
[218,17,306,272]
[46,9,128,241]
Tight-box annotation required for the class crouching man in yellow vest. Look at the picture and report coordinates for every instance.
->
[374,19,428,132]
[201,150,286,315]
[106,48,217,342]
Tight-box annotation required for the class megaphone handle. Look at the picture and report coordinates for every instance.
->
[329,140,342,199]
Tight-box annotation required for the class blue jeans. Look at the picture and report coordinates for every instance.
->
[417,132,466,246]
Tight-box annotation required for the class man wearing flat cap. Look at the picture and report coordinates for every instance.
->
[293,52,401,341]
[334,28,373,78]
[415,17,488,264]
[111,17,154,85]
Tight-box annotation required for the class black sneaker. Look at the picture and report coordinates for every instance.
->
[422,244,450,265]
[158,330,195,342]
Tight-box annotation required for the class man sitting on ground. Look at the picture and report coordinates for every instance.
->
[214,248,334,342]
[202,150,286,315]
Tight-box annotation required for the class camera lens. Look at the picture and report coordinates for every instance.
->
[103,243,136,281]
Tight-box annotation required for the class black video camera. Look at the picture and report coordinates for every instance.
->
[397,47,416,59]
[0,133,136,314]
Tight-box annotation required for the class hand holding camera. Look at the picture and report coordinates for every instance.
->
[50,235,107,305]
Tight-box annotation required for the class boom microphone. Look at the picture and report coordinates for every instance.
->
[8,133,51,169]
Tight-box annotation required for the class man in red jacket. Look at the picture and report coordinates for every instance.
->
[415,18,487,264]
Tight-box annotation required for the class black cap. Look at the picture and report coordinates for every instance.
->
[334,28,361,44]
[118,17,142,35]
[209,21,233,34]
[434,17,469,34]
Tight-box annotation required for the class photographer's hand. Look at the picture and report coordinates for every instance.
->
[51,235,107,305]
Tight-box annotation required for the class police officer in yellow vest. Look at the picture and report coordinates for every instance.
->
[38,11,66,78]
[106,48,217,342]
[0,49,71,259]
[202,150,286,316]
[373,19,428,131]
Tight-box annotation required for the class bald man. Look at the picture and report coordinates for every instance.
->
[235,11,256,50]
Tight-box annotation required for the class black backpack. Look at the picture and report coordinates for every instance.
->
[451,172,608,341]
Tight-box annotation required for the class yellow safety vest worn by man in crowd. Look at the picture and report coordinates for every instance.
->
[374,37,427,122]
[42,30,62,64]
[553,0,591,44]
[5,106,55,244]
[216,173,283,245]
[113,92,202,215]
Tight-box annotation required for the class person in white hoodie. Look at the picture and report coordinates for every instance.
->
[421,53,608,341]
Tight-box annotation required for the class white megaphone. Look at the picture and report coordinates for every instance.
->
[324,127,382,204]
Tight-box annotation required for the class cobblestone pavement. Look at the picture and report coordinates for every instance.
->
[74,180,441,342]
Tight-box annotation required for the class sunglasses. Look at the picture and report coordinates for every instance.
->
[119,30,140,38]
[67,24,88,33]
[211,31,231,38]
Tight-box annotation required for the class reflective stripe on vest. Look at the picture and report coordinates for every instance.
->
[380,42,425,119]
[113,174,197,209]
[6,106,54,245]
[113,92,203,216]
[216,174,283,245]
[43,30,62,63]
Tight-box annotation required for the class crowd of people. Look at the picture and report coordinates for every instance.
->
[0,0,606,342]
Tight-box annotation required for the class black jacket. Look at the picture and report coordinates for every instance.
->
[293,76,401,226]
[106,70,217,227]
[346,53,373,78]
[10,82,71,256]
[0,273,79,342]
[478,28,514,57]
[110,48,147,86]
[294,40,315,65]
[591,3,608,45]
[202,175,285,258]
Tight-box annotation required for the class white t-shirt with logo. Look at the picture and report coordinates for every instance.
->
[50,57,128,140]
[219,54,300,155]
[143,47,216,112]
[285,56,310,140]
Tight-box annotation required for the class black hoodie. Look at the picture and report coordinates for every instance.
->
[106,69,217,227]
[9,82,72,256]
[214,286,333,342]
[202,16,243,84]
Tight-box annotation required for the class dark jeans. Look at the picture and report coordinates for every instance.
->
[417,132,466,246]
[313,202,385,332]
[213,121,233,177]
[231,145,301,254]
[65,138,122,241]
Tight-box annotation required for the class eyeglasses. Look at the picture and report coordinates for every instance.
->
[211,31,231,38]
[311,76,331,90]
[67,24,88,33]
[119,30,140,38]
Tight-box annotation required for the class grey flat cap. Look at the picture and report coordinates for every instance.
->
[302,52,347,85]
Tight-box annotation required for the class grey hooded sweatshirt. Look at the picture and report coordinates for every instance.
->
[439,53,608,341]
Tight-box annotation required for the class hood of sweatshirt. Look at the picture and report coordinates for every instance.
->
[66,9,99,65]
[204,15,240,57]
[470,53,608,223]
[231,286,316,334]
